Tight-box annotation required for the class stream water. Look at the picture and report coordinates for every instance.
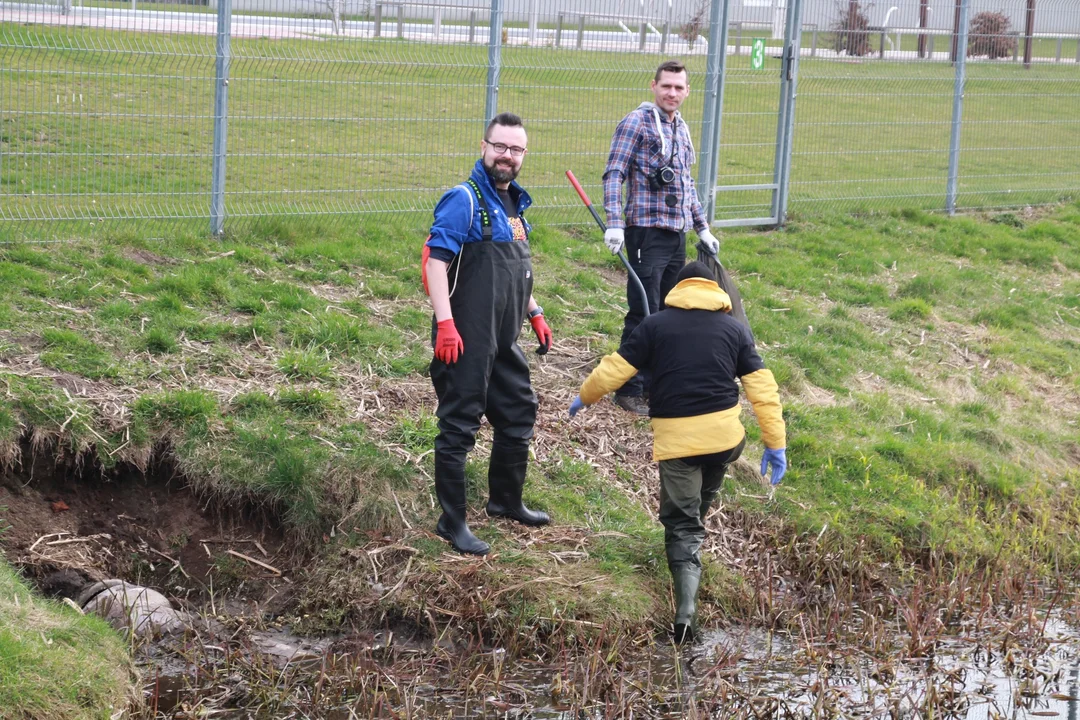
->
[143,615,1080,718]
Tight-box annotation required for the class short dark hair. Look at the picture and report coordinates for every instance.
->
[676,260,717,284]
[654,60,688,82]
[485,112,524,141]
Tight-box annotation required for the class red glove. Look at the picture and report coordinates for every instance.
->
[530,314,552,356]
[434,319,463,364]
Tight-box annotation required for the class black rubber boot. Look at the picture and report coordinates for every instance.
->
[613,393,649,416]
[699,493,717,523]
[434,458,489,556]
[486,445,550,527]
[671,564,701,645]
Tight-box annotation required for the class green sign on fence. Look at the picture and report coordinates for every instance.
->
[751,38,766,70]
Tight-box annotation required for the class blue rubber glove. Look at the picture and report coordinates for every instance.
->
[569,395,585,418]
[761,448,787,486]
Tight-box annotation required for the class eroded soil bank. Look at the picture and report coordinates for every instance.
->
[4,447,1080,719]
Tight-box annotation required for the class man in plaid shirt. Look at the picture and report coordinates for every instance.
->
[602,60,720,415]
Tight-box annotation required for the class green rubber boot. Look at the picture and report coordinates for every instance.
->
[671,564,701,645]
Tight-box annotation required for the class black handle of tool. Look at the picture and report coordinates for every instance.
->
[565,170,650,318]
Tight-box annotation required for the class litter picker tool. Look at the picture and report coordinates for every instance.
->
[565,170,650,318]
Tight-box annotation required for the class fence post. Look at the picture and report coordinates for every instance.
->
[1023,0,1034,69]
[946,0,970,215]
[469,11,477,43]
[210,0,231,236]
[775,0,803,225]
[374,3,382,37]
[397,4,404,39]
[577,15,585,50]
[918,0,928,57]
[555,13,563,47]
[1055,36,1062,62]
[811,27,817,56]
[660,21,669,54]
[528,0,538,45]
[639,22,647,51]
[485,0,503,125]
[950,0,961,62]
[697,0,731,224]
[433,7,442,41]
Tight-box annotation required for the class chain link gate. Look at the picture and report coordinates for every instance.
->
[696,0,804,229]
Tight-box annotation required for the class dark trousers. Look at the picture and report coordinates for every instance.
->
[618,226,686,397]
[658,438,746,570]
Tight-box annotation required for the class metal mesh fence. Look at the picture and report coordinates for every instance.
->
[790,0,1080,216]
[1,6,219,234]
[960,0,1080,210]
[2,0,1079,241]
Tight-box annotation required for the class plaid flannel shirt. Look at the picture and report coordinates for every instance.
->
[602,103,707,234]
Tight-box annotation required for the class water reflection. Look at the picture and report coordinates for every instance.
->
[142,617,1080,718]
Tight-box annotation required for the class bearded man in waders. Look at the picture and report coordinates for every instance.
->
[422,112,553,556]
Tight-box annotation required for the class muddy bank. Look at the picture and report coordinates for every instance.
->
[0,446,294,614]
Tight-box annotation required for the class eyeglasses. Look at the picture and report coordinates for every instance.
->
[486,142,527,158]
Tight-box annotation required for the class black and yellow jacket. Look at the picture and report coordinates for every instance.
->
[579,277,785,461]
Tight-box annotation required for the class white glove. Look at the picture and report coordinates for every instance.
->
[604,227,625,255]
[699,229,720,255]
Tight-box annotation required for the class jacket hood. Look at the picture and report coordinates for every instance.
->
[663,277,732,312]
[637,101,682,120]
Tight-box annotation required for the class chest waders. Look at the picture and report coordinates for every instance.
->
[430,233,550,556]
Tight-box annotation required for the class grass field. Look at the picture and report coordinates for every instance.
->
[1,21,1078,238]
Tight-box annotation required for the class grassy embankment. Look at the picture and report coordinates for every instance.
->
[0,202,1077,606]
[0,561,131,720]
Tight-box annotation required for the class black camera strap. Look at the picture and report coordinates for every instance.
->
[663,118,679,208]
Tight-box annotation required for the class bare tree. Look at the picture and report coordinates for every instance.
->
[326,0,344,35]
[680,0,709,51]
[831,0,873,57]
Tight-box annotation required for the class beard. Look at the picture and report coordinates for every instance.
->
[485,157,519,184]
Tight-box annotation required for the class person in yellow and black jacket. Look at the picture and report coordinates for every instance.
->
[568,261,787,644]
